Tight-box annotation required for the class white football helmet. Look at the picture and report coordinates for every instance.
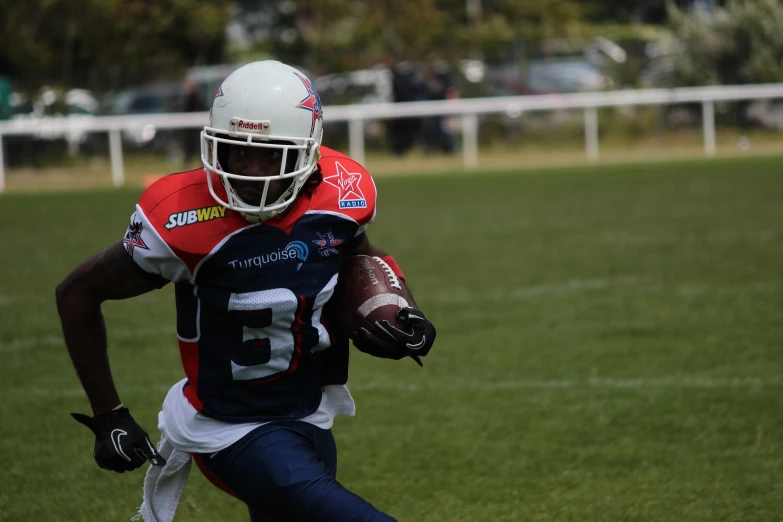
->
[201,61,323,222]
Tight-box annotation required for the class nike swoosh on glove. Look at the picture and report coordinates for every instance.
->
[352,307,436,366]
[72,407,166,473]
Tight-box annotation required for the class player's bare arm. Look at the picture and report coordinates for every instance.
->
[56,241,157,413]
[342,234,392,260]
[56,240,165,472]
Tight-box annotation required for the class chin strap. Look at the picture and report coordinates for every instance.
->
[380,256,406,281]
[228,177,291,223]
[222,163,312,223]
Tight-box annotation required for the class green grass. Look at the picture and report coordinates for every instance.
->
[1,155,782,521]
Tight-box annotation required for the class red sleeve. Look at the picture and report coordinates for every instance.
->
[127,169,249,280]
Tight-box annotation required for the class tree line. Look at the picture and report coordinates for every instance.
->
[1,0,781,93]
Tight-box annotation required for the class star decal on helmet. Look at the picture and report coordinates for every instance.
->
[294,72,322,137]
[323,161,367,209]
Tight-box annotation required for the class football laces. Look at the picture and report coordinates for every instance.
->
[372,256,402,290]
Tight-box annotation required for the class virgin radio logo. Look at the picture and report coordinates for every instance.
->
[322,161,367,209]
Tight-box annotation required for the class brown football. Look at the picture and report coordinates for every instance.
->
[330,255,412,339]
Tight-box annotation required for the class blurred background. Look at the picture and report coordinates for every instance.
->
[2,2,783,522]
[1,0,783,190]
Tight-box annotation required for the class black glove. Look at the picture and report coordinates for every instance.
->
[72,407,166,473]
[352,307,436,366]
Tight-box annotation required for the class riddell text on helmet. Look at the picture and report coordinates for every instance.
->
[237,120,267,130]
[229,118,272,134]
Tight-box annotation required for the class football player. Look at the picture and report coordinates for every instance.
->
[55,61,436,521]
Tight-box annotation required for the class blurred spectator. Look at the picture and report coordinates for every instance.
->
[422,62,459,154]
[387,62,424,156]
[0,76,11,120]
[182,78,206,165]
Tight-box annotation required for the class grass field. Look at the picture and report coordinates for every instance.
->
[1,155,782,521]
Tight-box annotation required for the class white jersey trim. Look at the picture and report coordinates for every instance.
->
[304,209,359,226]
[311,273,339,353]
[158,378,356,454]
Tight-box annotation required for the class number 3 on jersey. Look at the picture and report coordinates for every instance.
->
[229,289,303,381]
[227,275,337,382]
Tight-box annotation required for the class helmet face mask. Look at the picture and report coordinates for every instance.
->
[219,139,298,207]
[201,61,323,222]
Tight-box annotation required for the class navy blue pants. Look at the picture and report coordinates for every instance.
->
[194,421,396,522]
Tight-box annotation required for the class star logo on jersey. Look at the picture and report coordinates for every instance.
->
[322,161,367,209]
[215,85,224,98]
[294,72,322,137]
[312,230,343,257]
[124,220,149,256]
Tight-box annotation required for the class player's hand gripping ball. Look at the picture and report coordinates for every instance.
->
[332,255,436,365]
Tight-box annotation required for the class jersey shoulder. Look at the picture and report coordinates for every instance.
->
[311,147,376,226]
[136,169,249,271]
[138,168,206,213]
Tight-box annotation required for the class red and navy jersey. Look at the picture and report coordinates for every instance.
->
[122,147,376,423]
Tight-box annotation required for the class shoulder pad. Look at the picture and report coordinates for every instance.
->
[137,169,249,275]
[311,148,377,226]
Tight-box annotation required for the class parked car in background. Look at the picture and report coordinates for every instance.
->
[314,66,393,105]
[186,64,239,106]
[526,58,612,94]
[102,82,186,157]
[4,87,100,166]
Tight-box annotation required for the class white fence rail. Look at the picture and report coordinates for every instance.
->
[1,83,783,193]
